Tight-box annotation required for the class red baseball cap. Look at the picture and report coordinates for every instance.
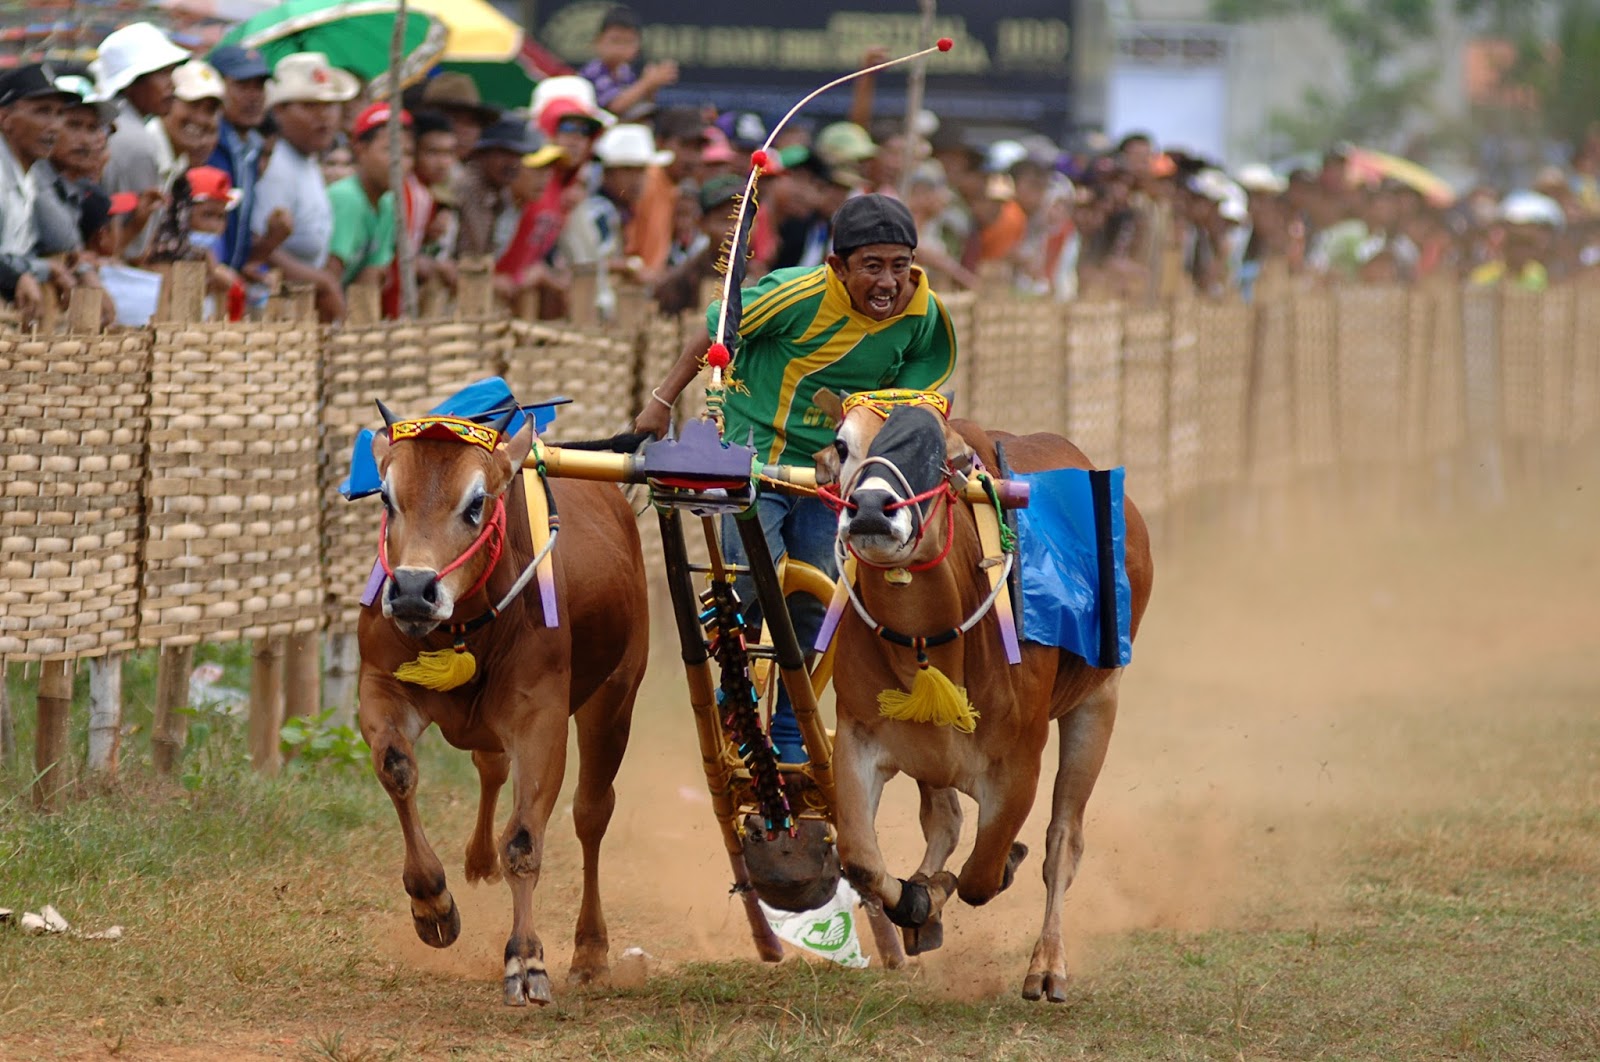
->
[352,102,412,140]
[108,191,140,217]
[537,97,604,139]
[186,165,240,207]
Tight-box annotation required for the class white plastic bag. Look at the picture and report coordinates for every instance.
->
[758,880,869,968]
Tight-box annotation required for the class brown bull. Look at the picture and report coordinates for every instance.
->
[358,408,648,1005]
[822,403,1153,1001]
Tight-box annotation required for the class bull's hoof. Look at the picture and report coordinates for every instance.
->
[1001,843,1029,894]
[463,841,501,885]
[902,917,944,955]
[1021,971,1069,1003]
[504,956,553,1006]
[883,877,931,928]
[410,894,461,949]
[568,942,609,986]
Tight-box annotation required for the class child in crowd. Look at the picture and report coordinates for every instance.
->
[578,5,677,118]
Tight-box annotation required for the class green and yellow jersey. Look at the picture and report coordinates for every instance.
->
[706,264,958,465]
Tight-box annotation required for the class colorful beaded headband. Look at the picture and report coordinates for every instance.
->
[841,389,951,421]
[387,416,501,452]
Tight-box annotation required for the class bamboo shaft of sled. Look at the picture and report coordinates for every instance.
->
[732,516,837,818]
[531,445,1029,508]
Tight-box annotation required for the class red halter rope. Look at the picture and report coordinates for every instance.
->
[378,495,508,604]
[818,478,959,573]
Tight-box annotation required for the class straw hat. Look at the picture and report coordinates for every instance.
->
[264,53,359,109]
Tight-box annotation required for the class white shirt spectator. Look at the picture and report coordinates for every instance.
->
[252,139,332,269]
[0,133,40,257]
[102,98,165,196]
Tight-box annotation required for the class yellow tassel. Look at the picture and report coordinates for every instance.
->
[394,647,477,691]
[877,664,980,733]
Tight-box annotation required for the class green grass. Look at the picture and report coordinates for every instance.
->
[2,685,1596,1061]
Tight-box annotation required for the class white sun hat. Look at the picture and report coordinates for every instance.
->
[91,22,192,100]
[594,123,673,168]
[529,74,615,129]
[1234,162,1288,194]
[172,61,225,103]
[1498,190,1564,228]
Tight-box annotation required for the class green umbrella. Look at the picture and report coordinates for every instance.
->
[440,39,569,113]
[216,0,448,85]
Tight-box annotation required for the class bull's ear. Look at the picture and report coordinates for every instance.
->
[812,387,845,426]
[943,420,975,476]
[813,439,842,486]
[495,419,535,486]
[371,427,392,472]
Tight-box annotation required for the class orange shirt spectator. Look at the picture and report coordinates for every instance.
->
[627,164,676,273]
[979,199,1027,262]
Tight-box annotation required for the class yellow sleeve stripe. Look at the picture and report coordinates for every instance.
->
[740,273,828,335]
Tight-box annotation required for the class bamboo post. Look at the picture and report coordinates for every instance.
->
[34,659,73,810]
[249,636,284,773]
[323,632,361,725]
[345,280,381,325]
[151,644,194,777]
[897,0,937,200]
[0,662,14,768]
[389,0,418,318]
[163,261,206,324]
[282,631,321,727]
[456,258,493,319]
[86,657,122,775]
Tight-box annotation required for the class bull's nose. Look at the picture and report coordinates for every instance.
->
[847,489,896,537]
[387,568,441,612]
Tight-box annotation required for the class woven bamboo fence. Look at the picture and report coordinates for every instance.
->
[6,275,1600,800]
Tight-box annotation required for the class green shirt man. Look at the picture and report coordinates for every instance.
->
[326,174,396,287]
[706,260,958,464]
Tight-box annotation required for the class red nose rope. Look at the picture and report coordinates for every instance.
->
[817,479,959,573]
[378,495,508,605]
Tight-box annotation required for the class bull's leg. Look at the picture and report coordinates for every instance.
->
[567,665,642,986]
[465,750,509,884]
[955,755,1042,909]
[1024,677,1118,1003]
[358,686,459,948]
[834,725,947,931]
[499,705,570,1006]
[901,783,965,955]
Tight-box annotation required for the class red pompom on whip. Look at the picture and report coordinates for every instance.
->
[706,342,732,369]
[937,37,954,52]
[749,149,769,170]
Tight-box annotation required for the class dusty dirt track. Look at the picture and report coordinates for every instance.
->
[380,460,1600,995]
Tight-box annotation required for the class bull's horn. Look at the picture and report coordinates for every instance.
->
[375,399,398,430]
[489,405,519,439]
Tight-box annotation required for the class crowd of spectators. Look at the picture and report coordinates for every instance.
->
[5,4,1600,328]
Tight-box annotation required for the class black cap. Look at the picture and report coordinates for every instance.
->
[209,46,271,82]
[475,114,542,155]
[0,63,75,107]
[78,187,113,243]
[698,174,743,214]
[830,194,918,257]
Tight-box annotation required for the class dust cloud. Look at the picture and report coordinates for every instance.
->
[376,452,1600,996]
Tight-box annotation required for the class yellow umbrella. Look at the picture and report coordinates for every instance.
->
[409,0,521,61]
[1344,146,1456,208]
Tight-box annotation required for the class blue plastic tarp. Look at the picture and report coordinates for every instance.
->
[1013,467,1133,669]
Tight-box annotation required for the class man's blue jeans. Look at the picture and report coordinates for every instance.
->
[720,492,839,764]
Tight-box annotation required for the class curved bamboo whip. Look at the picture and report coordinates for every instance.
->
[705,38,955,401]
